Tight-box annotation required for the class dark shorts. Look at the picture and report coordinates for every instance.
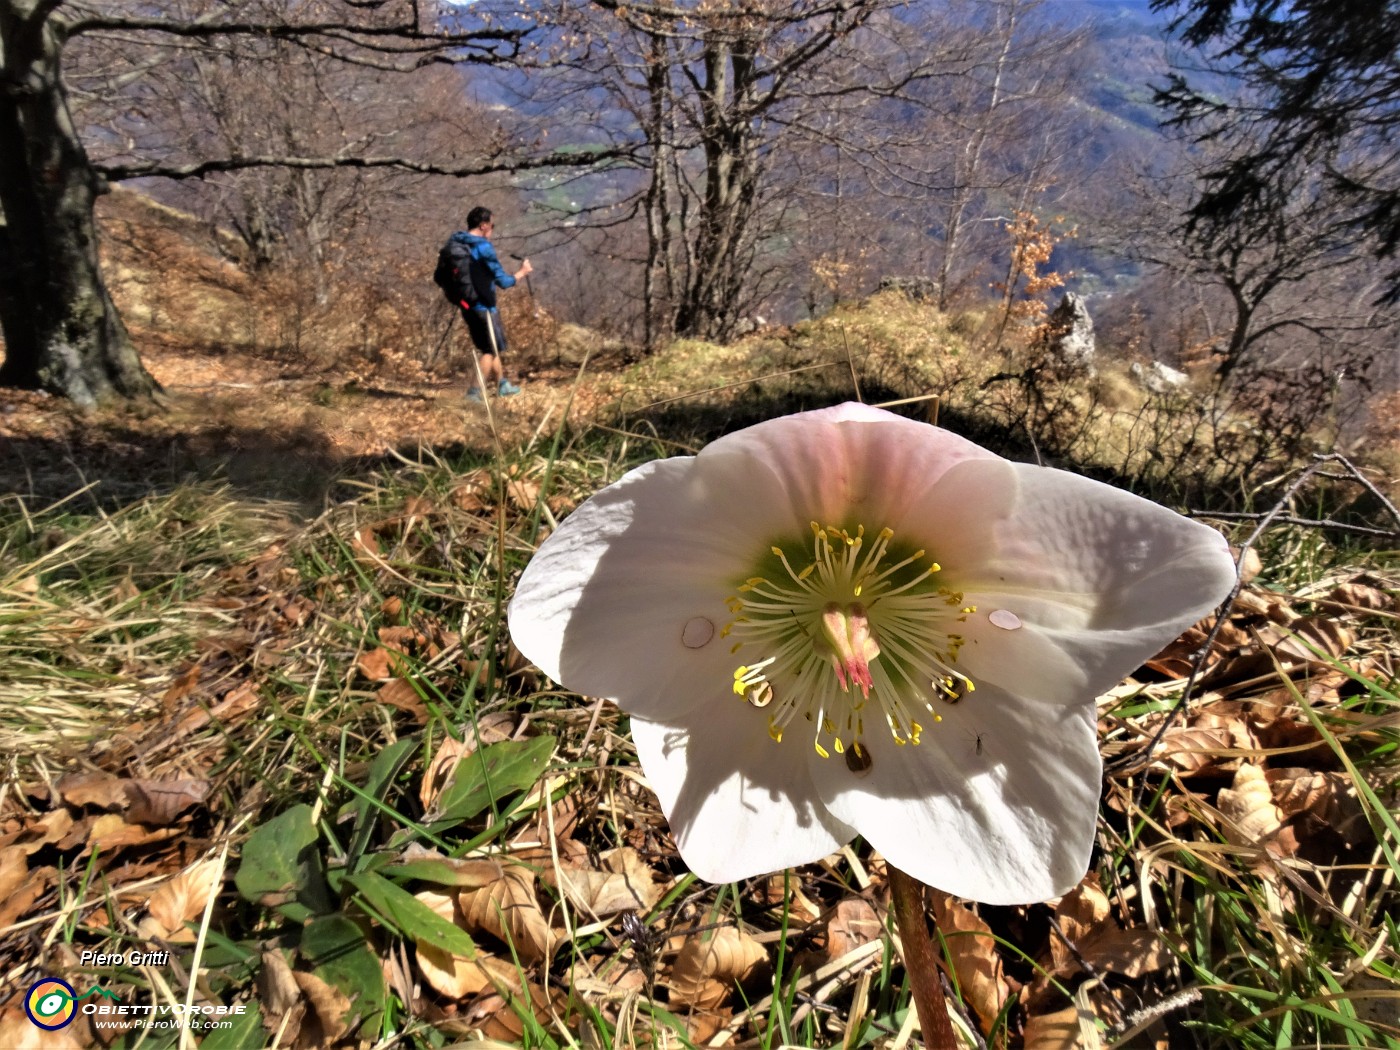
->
[462,306,507,357]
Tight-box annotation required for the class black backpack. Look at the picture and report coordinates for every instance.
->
[433,234,478,308]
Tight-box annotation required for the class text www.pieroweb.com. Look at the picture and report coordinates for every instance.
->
[85,1003,245,1030]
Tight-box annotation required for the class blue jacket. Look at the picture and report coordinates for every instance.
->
[452,232,515,310]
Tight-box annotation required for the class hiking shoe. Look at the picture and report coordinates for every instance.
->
[465,387,484,402]
[498,379,522,397]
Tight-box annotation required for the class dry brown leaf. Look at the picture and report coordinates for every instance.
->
[1325,580,1395,612]
[826,897,883,960]
[1218,762,1284,847]
[463,982,570,1044]
[273,594,315,627]
[411,890,516,1000]
[402,495,436,520]
[1,808,74,854]
[1022,1006,1090,1049]
[459,864,556,963]
[0,1007,88,1050]
[139,858,223,941]
[1234,547,1263,584]
[171,679,261,737]
[929,893,1010,1036]
[419,947,519,1002]
[161,663,202,712]
[666,926,767,1010]
[1156,724,1238,774]
[57,771,129,811]
[506,477,542,512]
[293,970,353,1045]
[1257,617,1354,664]
[755,873,822,926]
[0,845,28,900]
[419,735,474,813]
[1050,878,1112,977]
[682,1008,731,1045]
[357,646,404,682]
[124,778,209,825]
[84,813,180,854]
[417,943,484,1001]
[550,847,663,918]
[462,711,521,751]
[1266,768,1367,843]
[351,526,384,563]
[378,625,427,652]
[377,678,429,723]
[450,470,492,513]
[1232,586,1295,623]
[0,864,55,929]
[1078,927,1180,979]
[260,950,302,1015]
[1143,625,1211,678]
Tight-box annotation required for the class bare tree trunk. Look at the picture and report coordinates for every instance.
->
[0,0,157,405]
[673,31,760,341]
[642,31,676,351]
[937,0,1018,310]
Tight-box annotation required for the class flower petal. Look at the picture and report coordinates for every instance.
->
[508,459,750,720]
[813,686,1100,904]
[950,464,1235,704]
[696,402,1002,535]
[632,711,855,883]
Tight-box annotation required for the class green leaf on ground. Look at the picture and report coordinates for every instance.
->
[424,734,555,832]
[302,912,387,1038]
[382,854,504,887]
[200,999,263,1050]
[346,736,419,864]
[346,870,478,958]
[233,803,334,922]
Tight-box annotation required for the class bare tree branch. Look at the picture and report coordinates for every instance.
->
[97,146,629,182]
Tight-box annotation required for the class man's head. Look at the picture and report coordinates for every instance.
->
[467,206,492,232]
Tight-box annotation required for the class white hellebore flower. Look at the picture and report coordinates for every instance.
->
[508,404,1235,903]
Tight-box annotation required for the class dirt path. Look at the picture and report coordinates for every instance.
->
[0,343,592,509]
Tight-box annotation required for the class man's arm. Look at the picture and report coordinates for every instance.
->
[478,242,516,290]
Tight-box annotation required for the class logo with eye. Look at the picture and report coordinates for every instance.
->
[25,978,77,1030]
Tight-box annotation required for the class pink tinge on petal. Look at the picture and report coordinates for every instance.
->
[694,403,1003,536]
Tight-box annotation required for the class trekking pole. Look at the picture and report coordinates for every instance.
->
[509,252,554,366]
[508,253,535,302]
[426,308,456,370]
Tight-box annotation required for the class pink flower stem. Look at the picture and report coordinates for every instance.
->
[890,865,959,1049]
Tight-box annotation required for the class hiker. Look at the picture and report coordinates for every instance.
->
[451,206,532,401]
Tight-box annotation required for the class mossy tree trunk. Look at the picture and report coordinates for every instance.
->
[0,0,156,406]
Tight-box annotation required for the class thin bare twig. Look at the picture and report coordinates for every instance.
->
[1189,511,1400,540]
[1107,454,1337,782]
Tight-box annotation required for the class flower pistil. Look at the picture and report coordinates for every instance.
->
[724,521,976,762]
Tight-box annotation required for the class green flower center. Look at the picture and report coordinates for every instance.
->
[724,522,976,765]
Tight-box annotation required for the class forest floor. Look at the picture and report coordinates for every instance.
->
[0,335,596,512]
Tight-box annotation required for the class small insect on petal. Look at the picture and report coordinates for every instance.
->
[682,617,715,648]
[988,609,1022,631]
